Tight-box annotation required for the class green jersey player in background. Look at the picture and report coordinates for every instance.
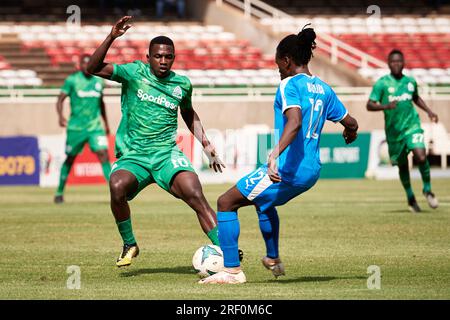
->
[367,49,439,213]
[87,16,228,267]
[54,54,112,204]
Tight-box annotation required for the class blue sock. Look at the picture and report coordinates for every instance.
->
[257,207,279,259]
[217,211,240,268]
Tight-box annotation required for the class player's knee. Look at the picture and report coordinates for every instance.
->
[217,194,232,212]
[186,189,204,206]
[97,151,109,163]
[109,176,129,202]
[415,153,427,164]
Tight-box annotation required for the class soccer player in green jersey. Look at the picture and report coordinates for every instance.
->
[87,16,227,267]
[367,49,439,213]
[54,54,112,204]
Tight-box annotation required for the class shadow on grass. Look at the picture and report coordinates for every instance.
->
[387,209,430,214]
[254,275,367,284]
[119,265,194,277]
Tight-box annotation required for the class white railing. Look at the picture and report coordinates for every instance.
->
[215,0,387,69]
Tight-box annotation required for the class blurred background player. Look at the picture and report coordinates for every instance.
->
[200,26,359,284]
[87,16,227,267]
[54,54,111,204]
[367,49,439,213]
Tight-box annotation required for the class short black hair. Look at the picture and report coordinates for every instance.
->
[276,24,316,66]
[149,36,175,52]
[388,49,404,59]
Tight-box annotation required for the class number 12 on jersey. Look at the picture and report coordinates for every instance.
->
[306,98,323,139]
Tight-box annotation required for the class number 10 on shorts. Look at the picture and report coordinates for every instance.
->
[172,158,189,168]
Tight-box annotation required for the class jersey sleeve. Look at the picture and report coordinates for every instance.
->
[111,61,140,83]
[369,78,384,102]
[180,78,193,110]
[60,76,73,95]
[280,78,301,114]
[326,88,348,123]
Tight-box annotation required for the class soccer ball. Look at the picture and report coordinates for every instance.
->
[192,244,224,278]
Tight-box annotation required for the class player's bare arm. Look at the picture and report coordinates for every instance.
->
[180,107,225,173]
[413,94,438,123]
[267,107,302,183]
[100,96,110,135]
[340,114,359,145]
[56,92,68,127]
[87,16,133,78]
[366,99,397,111]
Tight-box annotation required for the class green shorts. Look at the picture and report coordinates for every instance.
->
[65,129,108,156]
[111,146,196,200]
[388,129,425,165]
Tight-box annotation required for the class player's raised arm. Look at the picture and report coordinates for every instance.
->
[340,114,359,144]
[267,107,302,182]
[87,16,132,79]
[180,107,225,173]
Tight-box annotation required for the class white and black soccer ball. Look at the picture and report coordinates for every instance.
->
[192,244,224,278]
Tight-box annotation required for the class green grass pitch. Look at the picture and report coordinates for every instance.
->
[0,178,449,299]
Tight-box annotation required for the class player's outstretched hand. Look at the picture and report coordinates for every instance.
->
[343,128,357,144]
[110,16,132,39]
[58,116,67,128]
[204,144,225,173]
[267,156,281,183]
[428,111,438,123]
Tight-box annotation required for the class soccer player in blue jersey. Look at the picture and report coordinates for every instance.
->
[200,26,359,284]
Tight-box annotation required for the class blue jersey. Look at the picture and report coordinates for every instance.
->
[274,73,347,186]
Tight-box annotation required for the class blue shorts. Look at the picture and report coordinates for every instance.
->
[236,165,318,212]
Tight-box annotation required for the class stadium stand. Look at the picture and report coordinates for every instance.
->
[0,23,277,87]
[0,0,448,87]
[263,0,448,15]
[0,0,179,22]
[260,15,450,85]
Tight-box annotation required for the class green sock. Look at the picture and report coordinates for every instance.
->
[207,226,220,246]
[419,160,431,193]
[116,218,137,245]
[399,165,414,200]
[56,161,72,196]
[101,161,112,182]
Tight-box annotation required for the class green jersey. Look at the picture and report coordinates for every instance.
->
[369,74,422,143]
[111,60,193,157]
[61,71,105,132]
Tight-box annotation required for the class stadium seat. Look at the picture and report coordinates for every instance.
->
[422,123,450,169]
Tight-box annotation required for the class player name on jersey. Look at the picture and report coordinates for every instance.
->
[307,82,325,94]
